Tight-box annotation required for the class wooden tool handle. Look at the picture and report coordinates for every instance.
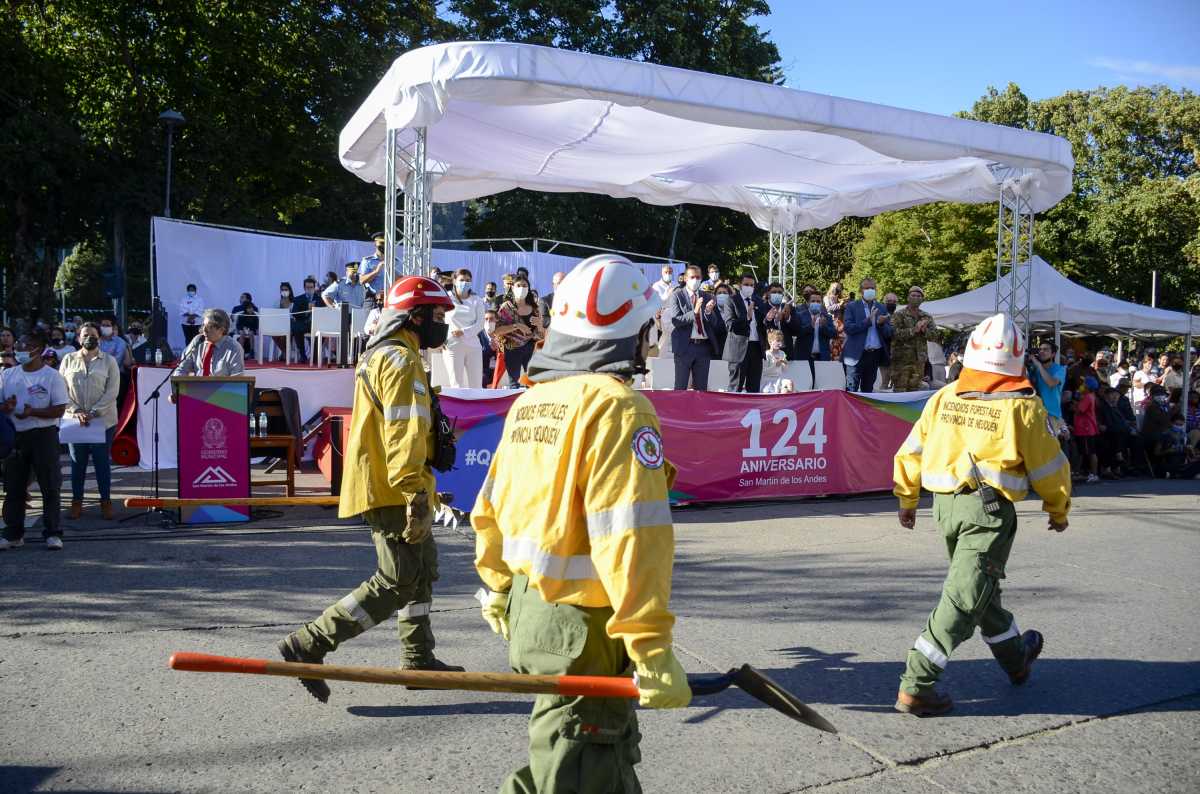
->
[127,496,341,508]
[168,652,639,698]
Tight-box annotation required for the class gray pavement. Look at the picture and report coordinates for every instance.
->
[1,471,1198,793]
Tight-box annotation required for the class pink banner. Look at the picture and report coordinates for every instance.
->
[176,378,252,524]
[439,390,928,507]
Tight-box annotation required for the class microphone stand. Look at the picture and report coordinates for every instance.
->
[119,363,178,527]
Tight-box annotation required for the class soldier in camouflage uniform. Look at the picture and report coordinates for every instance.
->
[890,286,937,392]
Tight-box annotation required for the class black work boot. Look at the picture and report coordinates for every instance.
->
[1008,630,1044,685]
[400,656,466,690]
[278,633,331,704]
[894,688,954,717]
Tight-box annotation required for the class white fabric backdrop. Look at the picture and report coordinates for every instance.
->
[154,218,666,351]
[340,42,1074,232]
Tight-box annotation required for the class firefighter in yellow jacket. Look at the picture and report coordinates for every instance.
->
[472,255,690,793]
[893,312,1071,716]
[278,276,463,703]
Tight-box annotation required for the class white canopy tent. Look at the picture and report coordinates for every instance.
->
[339,41,1074,236]
[923,257,1199,337]
[924,256,1196,396]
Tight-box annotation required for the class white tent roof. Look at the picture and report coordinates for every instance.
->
[923,256,1199,337]
[339,42,1074,233]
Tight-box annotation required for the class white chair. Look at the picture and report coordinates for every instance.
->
[647,357,674,390]
[705,365,730,392]
[309,307,342,367]
[782,361,814,392]
[256,308,290,364]
[812,360,846,391]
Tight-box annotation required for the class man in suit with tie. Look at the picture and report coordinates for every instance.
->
[842,277,893,392]
[665,264,725,390]
[718,272,768,392]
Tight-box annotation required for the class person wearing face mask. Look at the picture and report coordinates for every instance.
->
[179,284,204,345]
[359,231,388,294]
[841,278,893,393]
[290,276,319,363]
[824,282,848,361]
[702,265,722,291]
[483,282,501,311]
[279,276,464,703]
[126,322,154,365]
[322,262,367,309]
[890,286,937,392]
[791,293,836,384]
[49,327,77,360]
[762,282,794,357]
[479,309,499,387]
[97,317,133,375]
[1,329,69,550]
[441,268,486,388]
[650,264,677,357]
[665,264,725,390]
[494,276,543,387]
[717,273,767,392]
[230,293,260,359]
[473,255,690,791]
[60,323,121,520]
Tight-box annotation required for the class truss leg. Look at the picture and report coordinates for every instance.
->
[384,127,433,284]
[994,180,1035,344]
[768,228,798,297]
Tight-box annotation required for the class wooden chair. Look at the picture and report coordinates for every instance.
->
[249,389,296,496]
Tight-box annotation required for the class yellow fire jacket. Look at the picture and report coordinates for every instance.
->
[338,328,437,518]
[894,384,1072,523]
[472,373,678,664]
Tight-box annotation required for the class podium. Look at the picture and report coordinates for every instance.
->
[173,376,255,524]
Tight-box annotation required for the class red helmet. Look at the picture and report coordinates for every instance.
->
[385,276,454,312]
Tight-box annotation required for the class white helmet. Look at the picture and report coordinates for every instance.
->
[963,313,1025,377]
[549,254,659,341]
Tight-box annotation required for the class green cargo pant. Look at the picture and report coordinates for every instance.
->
[899,492,1027,695]
[296,505,439,665]
[502,574,642,794]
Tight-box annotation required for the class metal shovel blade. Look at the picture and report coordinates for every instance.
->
[729,664,838,734]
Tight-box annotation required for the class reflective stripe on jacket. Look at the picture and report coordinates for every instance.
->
[894,384,1072,523]
[472,373,678,663]
[338,328,436,518]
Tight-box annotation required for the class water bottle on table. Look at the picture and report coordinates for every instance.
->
[258,411,268,437]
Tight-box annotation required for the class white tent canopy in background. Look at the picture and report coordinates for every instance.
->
[922,256,1200,337]
[339,41,1074,233]
[152,218,662,351]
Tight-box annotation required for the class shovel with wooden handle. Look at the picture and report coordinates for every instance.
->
[169,652,836,733]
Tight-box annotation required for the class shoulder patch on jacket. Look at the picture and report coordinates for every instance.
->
[631,426,664,469]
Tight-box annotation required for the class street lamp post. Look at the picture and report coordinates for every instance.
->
[159,109,185,218]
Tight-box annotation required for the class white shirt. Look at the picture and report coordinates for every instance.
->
[2,364,68,432]
[1132,370,1152,405]
[745,298,759,343]
[179,293,204,325]
[864,301,882,350]
[653,279,674,305]
[446,292,486,349]
[810,313,822,355]
[688,289,706,340]
[1108,368,1126,389]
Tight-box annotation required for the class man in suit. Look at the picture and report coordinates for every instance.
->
[719,272,768,392]
[762,282,795,360]
[842,277,893,392]
[791,292,836,383]
[665,264,725,390]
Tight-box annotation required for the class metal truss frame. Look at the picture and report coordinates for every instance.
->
[750,187,823,297]
[992,166,1035,345]
[384,127,432,284]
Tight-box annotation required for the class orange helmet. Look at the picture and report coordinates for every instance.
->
[385,276,454,312]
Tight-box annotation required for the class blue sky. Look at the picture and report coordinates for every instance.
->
[755,0,1200,116]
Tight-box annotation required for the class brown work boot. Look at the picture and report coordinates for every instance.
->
[100,500,115,520]
[894,688,954,717]
[278,633,331,704]
[68,500,83,520]
[1008,630,1045,685]
[401,655,465,690]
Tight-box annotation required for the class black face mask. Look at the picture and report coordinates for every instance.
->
[413,311,449,349]
[486,288,496,296]
[81,337,99,351]
[885,302,897,312]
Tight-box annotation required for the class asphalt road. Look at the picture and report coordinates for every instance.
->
[2,475,1197,793]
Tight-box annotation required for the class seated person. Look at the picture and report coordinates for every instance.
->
[231,292,259,358]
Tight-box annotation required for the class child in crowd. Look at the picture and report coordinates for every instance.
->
[761,329,792,393]
[1072,376,1101,483]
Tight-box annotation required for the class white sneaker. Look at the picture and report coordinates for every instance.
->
[45,536,63,551]
[1086,474,1100,483]
[0,537,25,550]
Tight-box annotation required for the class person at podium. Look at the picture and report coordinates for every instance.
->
[168,308,245,403]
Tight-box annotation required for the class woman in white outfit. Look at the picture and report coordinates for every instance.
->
[441,268,486,388]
